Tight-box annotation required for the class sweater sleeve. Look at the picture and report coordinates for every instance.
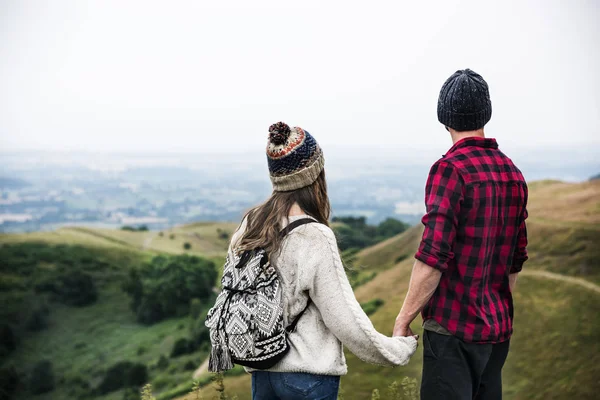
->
[301,224,418,367]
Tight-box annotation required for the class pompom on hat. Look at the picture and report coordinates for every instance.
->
[266,122,325,192]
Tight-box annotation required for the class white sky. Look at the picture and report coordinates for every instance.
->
[0,0,599,156]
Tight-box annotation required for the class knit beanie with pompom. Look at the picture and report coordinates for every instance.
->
[266,122,325,192]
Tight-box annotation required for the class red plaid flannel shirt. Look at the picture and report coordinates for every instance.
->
[416,137,528,343]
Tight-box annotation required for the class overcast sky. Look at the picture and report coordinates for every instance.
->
[0,0,599,156]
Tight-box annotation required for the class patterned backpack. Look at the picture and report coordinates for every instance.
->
[205,218,316,372]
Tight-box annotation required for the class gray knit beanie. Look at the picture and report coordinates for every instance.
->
[266,122,325,192]
[437,69,492,132]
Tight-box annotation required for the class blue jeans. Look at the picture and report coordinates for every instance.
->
[252,371,340,400]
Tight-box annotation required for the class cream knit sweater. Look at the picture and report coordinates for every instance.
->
[229,215,418,376]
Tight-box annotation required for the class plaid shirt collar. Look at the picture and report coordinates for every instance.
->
[444,137,499,158]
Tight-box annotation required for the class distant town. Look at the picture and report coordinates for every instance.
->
[1,149,597,233]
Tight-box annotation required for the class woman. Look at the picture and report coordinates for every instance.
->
[229,122,417,400]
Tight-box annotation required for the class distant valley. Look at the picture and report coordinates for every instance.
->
[1,147,598,233]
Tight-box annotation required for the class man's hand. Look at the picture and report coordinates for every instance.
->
[393,317,415,338]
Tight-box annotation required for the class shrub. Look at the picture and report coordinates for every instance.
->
[169,234,175,240]
[183,242,192,250]
[35,270,98,307]
[98,362,129,394]
[376,218,410,239]
[158,232,164,237]
[350,271,377,289]
[0,366,19,400]
[332,216,410,251]
[189,298,203,319]
[122,387,139,400]
[190,307,211,350]
[121,225,148,232]
[0,324,16,357]
[184,360,196,371]
[334,222,375,251]
[157,355,169,370]
[395,254,409,264]
[128,364,148,386]
[122,255,217,325]
[361,298,385,316]
[150,374,171,389]
[97,361,148,394]
[135,298,164,326]
[27,307,49,332]
[171,338,192,358]
[121,269,143,313]
[57,270,98,306]
[30,360,55,395]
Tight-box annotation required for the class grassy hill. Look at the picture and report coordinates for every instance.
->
[182,180,600,400]
[1,180,598,400]
[0,222,237,400]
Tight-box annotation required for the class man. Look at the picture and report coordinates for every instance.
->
[393,69,528,400]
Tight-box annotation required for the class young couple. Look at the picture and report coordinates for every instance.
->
[223,69,528,400]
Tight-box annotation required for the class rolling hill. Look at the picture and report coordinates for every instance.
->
[182,179,600,400]
[1,180,598,400]
[0,221,237,400]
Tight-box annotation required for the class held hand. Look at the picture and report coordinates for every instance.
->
[393,315,418,340]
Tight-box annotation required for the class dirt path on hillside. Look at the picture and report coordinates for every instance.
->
[142,233,156,250]
[192,357,210,379]
[521,270,600,294]
[66,227,133,248]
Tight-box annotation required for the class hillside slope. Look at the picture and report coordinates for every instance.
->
[0,221,237,265]
[185,180,600,400]
[0,222,236,400]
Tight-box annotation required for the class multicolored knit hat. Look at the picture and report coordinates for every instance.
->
[266,122,325,192]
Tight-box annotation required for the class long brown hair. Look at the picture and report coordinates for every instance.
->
[236,170,330,255]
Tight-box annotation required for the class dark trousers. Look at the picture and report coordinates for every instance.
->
[421,330,510,400]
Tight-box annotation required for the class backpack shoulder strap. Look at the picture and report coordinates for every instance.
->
[286,299,312,333]
[279,217,319,333]
[279,217,318,237]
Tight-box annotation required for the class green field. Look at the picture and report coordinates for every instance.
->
[0,222,236,400]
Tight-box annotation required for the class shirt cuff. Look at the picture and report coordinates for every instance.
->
[415,250,448,272]
[510,258,526,274]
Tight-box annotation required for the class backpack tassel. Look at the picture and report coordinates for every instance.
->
[208,344,233,372]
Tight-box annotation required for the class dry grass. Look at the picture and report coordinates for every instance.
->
[0,228,131,249]
[354,224,423,272]
[178,375,251,400]
[150,222,238,257]
[527,180,600,225]
[0,222,237,259]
